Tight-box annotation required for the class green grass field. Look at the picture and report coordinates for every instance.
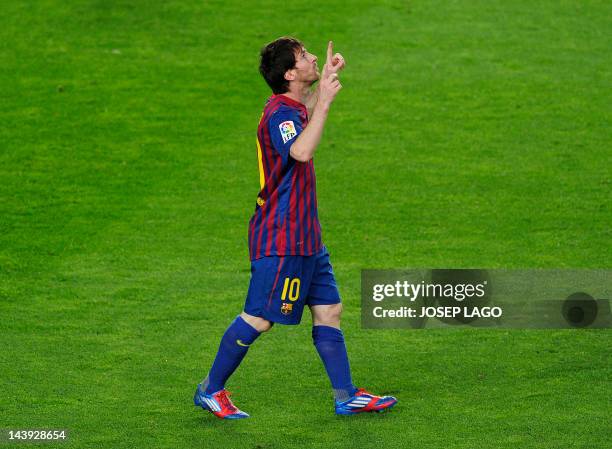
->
[1,0,610,447]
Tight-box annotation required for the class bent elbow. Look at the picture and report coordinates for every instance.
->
[289,145,312,163]
[296,154,313,162]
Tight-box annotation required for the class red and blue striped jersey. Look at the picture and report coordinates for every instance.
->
[248,94,322,261]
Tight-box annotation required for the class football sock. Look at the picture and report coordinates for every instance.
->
[204,315,261,394]
[312,325,357,402]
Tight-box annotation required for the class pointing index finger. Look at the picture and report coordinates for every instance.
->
[326,40,333,65]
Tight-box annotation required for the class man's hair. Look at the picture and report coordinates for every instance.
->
[259,37,303,94]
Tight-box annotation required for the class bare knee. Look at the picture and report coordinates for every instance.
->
[311,303,343,328]
[240,312,273,333]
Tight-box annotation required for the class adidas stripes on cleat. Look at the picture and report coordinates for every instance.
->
[193,384,249,419]
[335,388,398,415]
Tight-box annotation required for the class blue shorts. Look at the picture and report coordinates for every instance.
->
[244,246,341,325]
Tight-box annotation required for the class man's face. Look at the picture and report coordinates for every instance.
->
[290,46,319,84]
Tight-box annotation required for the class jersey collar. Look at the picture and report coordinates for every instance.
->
[274,93,307,111]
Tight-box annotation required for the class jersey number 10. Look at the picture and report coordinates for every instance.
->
[281,277,301,302]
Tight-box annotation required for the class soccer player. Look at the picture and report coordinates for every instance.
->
[194,37,397,419]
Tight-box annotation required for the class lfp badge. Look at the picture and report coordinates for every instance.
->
[279,121,297,144]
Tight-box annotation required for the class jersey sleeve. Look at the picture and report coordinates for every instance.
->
[268,107,304,164]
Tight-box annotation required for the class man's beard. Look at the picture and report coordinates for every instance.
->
[308,71,320,86]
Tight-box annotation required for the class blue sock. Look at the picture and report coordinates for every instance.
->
[204,316,261,394]
[312,325,357,402]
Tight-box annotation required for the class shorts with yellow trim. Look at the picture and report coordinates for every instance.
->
[243,246,341,325]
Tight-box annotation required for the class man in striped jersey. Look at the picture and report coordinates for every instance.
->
[194,37,397,419]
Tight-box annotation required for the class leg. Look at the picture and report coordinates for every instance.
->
[304,247,355,401]
[311,303,343,328]
[307,247,398,414]
[196,252,303,419]
[310,304,357,401]
[310,303,398,415]
[240,311,274,332]
[194,312,272,419]
[201,253,278,397]
[201,312,272,394]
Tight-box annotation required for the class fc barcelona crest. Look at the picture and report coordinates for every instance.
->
[281,303,293,315]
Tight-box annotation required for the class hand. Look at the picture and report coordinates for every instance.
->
[318,69,342,108]
[326,41,346,74]
[321,41,346,79]
[318,41,344,107]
